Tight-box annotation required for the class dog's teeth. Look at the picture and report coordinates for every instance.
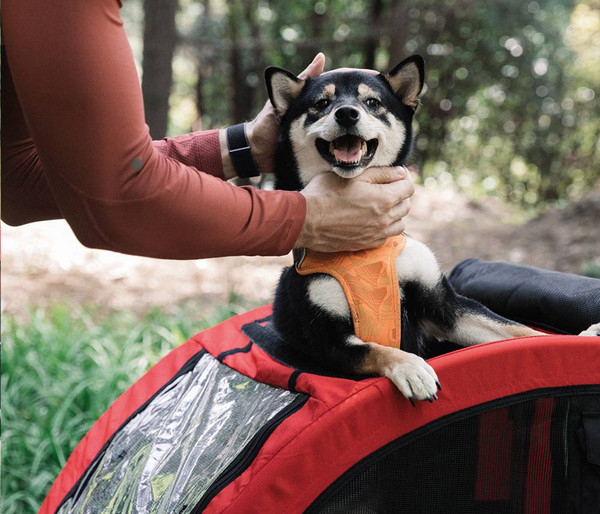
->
[328,137,370,165]
[358,140,367,159]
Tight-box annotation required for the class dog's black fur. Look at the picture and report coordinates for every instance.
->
[267,60,420,191]
[266,56,549,403]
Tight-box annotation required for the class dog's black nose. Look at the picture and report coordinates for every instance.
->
[334,106,360,127]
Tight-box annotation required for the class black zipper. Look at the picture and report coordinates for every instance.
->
[191,393,309,513]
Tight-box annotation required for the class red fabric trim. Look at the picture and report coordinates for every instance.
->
[475,409,514,501]
[41,303,600,514]
[208,334,600,513]
[525,398,554,514]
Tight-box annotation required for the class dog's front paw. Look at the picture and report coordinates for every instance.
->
[385,352,441,406]
[580,323,600,336]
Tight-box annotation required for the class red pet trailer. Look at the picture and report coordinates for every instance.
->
[41,261,600,513]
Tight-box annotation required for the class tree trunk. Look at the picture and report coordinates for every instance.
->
[194,0,212,131]
[364,0,384,69]
[303,1,326,67]
[243,0,264,116]
[227,0,248,123]
[142,0,178,139]
[387,0,408,68]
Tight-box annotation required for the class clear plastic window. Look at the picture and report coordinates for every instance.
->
[58,352,301,513]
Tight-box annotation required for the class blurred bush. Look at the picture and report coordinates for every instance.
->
[126,0,599,208]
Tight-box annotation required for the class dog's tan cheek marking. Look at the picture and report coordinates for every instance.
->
[290,113,308,142]
[360,106,386,121]
[369,116,406,167]
[308,107,327,117]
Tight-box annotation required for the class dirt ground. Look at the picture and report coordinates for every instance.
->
[2,182,599,317]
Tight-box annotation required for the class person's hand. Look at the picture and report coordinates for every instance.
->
[322,67,378,75]
[245,53,326,174]
[296,166,414,252]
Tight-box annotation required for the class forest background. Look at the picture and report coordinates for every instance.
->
[140,0,600,207]
[2,1,599,512]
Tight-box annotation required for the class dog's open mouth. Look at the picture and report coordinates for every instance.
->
[316,135,378,170]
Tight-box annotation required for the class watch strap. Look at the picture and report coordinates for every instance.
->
[226,123,261,178]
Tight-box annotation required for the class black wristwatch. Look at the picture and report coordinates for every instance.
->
[226,123,261,178]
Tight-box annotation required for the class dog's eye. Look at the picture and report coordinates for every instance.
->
[314,99,330,110]
[365,98,381,108]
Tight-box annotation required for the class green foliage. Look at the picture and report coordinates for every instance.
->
[580,260,600,278]
[1,301,254,513]
[409,0,600,207]
[157,0,599,209]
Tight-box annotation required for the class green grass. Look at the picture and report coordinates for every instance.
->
[1,298,257,514]
[580,260,600,279]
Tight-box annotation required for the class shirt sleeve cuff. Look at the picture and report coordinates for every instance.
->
[153,129,225,180]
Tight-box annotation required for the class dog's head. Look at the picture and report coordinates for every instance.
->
[266,55,424,187]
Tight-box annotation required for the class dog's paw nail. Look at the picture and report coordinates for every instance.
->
[436,381,442,391]
[427,396,434,403]
[409,397,416,408]
[433,393,438,401]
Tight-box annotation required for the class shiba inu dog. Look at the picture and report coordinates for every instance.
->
[267,56,600,405]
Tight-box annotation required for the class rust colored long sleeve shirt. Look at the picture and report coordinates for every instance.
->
[1,0,305,259]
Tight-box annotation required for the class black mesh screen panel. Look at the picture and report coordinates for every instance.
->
[309,391,600,514]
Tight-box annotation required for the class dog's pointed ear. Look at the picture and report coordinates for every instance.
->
[265,67,306,115]
[383,55,424,110]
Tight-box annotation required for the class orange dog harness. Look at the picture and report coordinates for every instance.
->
[295,234,407,349]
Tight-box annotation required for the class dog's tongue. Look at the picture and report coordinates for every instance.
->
[334,136,362,163]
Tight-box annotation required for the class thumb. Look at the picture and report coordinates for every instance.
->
[298,53,326,79]
[358,166,407,184]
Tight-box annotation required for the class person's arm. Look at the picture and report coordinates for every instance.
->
[0,125,231,228]
[1,45,247,223]
[1,53,229,226]
[153,130,226,179]
[2,0,307,259]
[1,44,63,224]
[3,0,412,259]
